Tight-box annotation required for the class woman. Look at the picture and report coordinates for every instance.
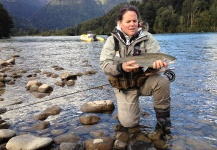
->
[100,4,171,131]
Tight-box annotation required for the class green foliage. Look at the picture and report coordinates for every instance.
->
[63,0,217,35]
[0,4,14,38]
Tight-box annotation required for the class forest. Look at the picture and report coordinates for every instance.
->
[0,4,13,38]
[0,0,217,38]
[64,0,217,36]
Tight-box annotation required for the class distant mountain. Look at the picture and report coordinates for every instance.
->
[0,0,136,30]
[0,0,52,29]
[31,0,104,30]
[31,0,132,30]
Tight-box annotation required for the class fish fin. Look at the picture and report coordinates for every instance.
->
[114,56,121,64]
[142,67,148,72]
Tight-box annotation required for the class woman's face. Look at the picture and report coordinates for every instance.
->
[118,11,138,36]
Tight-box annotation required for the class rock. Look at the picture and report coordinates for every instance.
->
[34,113,49,121]
[32,92,47,98]
[51,129,64,135]
[29,84,40,92]
[12,54,20,57]
[0,108,7,114]
[60,142,84,150]
[114,140,127,150]
[61,72,77,80]
[114,132,129,142]
[7,80,15,85]
[0,82,5,87]
[31,121,50,130]
[0,122,10,129]
[84,137,114,150]
[90,129,109,138]
[147,129,163,141]
[44,105,61,115]
[51,73,59,78]
[19,69,27,73]
[153,139,169,149]
[6,134,52,150]
[34,69,41,73]
[55,81,65,87]
[66,80,75,86]
[54,66,64,71]
[136,133,152,143]
[6,58,15,64]
[80,100,115,113]
[0,129,16,139]
[26,73,37,78]
[0,60,11,67]
[76,72,83,76]
[83,70,97,75]
[54,132,81,144]
[127,141,153,150]
[79,114,100,125]
[38,84,53,93]
[26,80,42,90]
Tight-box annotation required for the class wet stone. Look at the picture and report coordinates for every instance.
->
[60,141,84,150]
[89,129,109,138]
[0,129,16,139]
[6,134,52,150]
[114,140,128,150]
[79,114,100,125]
[84,137,114,150]
[54,132,81,144]
[66,80,75,86]
[0,108,7,114]
[80,100,115,113]
[31,121,50,130]
[34,113,49,121]
[114,132,129,142]
[54,81,65,87]
[44,105,61,115]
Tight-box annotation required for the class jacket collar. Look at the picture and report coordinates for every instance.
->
[112,26,144,45]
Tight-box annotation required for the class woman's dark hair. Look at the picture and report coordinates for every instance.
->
[117,4,140,21]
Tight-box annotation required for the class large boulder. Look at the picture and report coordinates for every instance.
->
[80,100,114,113]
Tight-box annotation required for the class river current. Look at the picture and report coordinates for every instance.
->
[0,33,217,149]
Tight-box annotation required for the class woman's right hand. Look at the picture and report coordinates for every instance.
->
[122,60,139,72]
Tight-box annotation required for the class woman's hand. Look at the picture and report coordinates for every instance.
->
[152,60,168,69]
[122,60,139,72]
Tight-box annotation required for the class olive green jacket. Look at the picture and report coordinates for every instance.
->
[100,29,160,76]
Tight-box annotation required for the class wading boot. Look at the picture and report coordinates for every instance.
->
[156,117,171,134]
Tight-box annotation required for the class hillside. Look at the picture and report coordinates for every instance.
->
[0,0,52,30]
[31,0,131,30]
[31,0,104,30]
[0,0,131,31]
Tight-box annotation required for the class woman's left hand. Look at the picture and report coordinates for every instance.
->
[152,60,168,69]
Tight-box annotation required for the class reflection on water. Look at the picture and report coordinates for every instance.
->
[0,33,217,149]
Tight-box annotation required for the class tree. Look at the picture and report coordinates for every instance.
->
[209,0,217,31]
[0,4,14,38]
[154,6,179,33]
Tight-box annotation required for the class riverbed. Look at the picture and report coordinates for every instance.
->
[0,33,217,149]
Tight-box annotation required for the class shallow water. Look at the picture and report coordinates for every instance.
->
[0,33,217,149]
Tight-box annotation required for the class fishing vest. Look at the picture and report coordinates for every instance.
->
[108,36,151,92]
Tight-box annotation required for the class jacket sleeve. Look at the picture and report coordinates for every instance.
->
[100,36,121,76]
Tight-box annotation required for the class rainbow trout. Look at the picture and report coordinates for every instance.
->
[114,53,176,69]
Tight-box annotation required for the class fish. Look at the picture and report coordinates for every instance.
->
[114,53,176,70]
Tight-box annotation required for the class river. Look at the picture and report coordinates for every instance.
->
[0,33,217,149]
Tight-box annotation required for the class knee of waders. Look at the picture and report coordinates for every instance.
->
[118,115,140,128]
[158,75,170,87]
